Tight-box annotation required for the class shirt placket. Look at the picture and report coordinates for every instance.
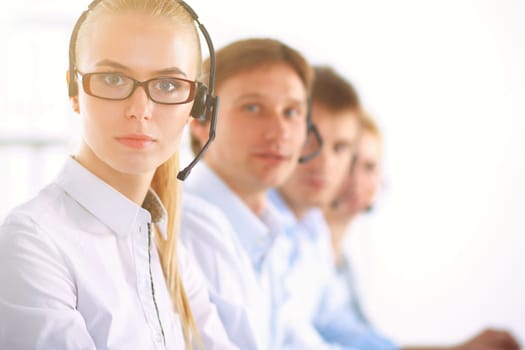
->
[135,221,166,350]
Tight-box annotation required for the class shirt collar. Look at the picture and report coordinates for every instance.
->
[267,188,326,241]
[185,162,282,269]
[142,189,168,240]
[55,157,168,239]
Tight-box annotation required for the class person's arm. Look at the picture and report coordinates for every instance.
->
[276,236,374,350]
[0,215,96,349]
[310,248,398,350]
[178,244,240,350]
[403,328,521,350]
[180,195,263,349]
[312,290,397,350]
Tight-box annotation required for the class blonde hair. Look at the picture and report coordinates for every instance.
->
[74,1,201,347]
[356,111,383,164]
[191,37,314,155]
[359,111,382,140]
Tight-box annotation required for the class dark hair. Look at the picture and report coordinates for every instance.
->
[312,65,361,112]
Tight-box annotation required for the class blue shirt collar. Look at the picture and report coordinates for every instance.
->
[185,162,283,270]
[267,188,327,241]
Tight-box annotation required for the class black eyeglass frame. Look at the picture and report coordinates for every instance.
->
[76,71,201,105]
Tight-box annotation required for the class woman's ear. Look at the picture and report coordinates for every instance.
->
[66,70,80,113]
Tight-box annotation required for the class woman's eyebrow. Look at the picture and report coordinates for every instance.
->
[94,59,128,70]
[94,59,187,77]
[153,67,187,77]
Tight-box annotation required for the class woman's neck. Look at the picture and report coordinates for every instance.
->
[75,144,153,206]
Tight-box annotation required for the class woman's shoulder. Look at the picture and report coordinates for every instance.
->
[0,181,88,253]
[0,184,75,289]
[1,183,63,233]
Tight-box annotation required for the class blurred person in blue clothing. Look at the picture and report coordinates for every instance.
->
[273,66,521,350]
[180,38,315,350]
[270,65,370,349]
[322,113,521,350]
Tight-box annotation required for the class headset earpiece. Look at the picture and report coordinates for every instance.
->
[298,100,323,163]
[69,0,217,180]
[306,105,312,128]
[190,82,208,121]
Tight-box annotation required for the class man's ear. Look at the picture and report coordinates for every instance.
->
[66,70,80,113]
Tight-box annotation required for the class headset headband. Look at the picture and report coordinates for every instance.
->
[67,0,218,180]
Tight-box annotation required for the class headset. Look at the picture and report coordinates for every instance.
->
[68,0,218,181]
[298,101,323,163]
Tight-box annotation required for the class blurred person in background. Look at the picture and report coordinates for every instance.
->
[323,112,521,350]
[270,65,371,349]
[181,37,313,350]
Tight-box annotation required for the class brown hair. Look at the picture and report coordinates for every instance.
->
[191,37,314,154]
[74,0,201,347]
[311,65,361,113]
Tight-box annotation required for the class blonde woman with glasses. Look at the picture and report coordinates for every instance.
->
[0,1,237,349]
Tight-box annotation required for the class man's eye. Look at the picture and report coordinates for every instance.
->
[284,108,299,118]
[243,104,260,113]
[334,143,349,153]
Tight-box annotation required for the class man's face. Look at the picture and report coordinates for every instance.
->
[191,62,308,196]
[279,101,360,215]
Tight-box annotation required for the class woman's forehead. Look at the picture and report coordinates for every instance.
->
[77,11,199,77]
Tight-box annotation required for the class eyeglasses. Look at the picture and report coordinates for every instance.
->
[76,71,198,105]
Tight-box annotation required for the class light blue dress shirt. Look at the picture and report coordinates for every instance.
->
[268,189,398,350]
[180,163,289,350]
[316,254,397,350]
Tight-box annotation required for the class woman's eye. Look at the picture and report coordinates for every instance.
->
[365,163,377,173]
[102,73,126,86]
[154,79,179,94]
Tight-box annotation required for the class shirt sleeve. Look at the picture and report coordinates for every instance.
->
[0,214,96,350]
[281,321,354,350]
[180,195,265,350]
[313,273,398,350]
[178,244,240,350]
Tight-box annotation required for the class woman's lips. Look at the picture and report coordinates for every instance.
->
[115,134,156,149]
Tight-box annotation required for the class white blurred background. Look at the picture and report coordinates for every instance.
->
[2,0,524,345]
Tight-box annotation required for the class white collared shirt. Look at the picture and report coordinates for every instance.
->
[181,163,288,350]
[0,157,237,350]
